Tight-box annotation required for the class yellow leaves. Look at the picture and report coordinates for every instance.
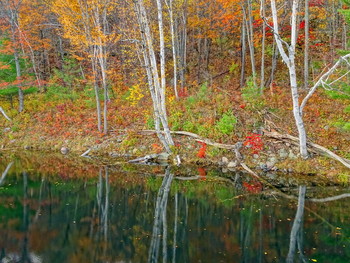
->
[126,84,144,106]
[51,0,119,49]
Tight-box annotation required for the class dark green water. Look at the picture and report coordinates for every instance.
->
[0,156,349,263]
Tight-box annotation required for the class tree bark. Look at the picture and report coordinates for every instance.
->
[134,0,175,153]
[165,0,179,99]
[304,0,309,89]
[260,0,266,93]
[270,0,309,158]
[240,20,246,87]
[0,107,12,121]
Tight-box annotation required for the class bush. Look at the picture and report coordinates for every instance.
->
[215,110,237,135]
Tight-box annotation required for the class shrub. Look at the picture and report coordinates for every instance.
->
[215,110,237,135]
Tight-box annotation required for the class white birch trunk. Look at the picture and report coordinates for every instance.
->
[271,0,309,158]
[91,52,102,132]
[260,0,266,93]
[304,0,309,89]
[165,0,179,99]
[134,0,174,152]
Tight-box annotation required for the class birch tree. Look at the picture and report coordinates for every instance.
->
[133,0,175,153]
[269,0,350,159]
[51,0,117,133]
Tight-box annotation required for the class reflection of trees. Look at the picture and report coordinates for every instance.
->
[0,171,43,263]
[0,162,13,186]
[148,168,174,263]
[96,166,109,243]
[287,185,307,263]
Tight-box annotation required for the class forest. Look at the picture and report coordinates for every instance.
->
[0,0,350,177]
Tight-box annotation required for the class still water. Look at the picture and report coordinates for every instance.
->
[0,155,349,263]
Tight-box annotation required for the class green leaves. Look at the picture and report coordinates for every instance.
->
[215,110,237,135]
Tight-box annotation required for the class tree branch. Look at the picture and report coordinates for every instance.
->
[300,53,350,114]
[0,106,11,121]
[264,130,350,169]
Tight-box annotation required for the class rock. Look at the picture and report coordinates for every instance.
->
[221,157,229,164]
[227,161,238,168]
[278,148,289,159]
[222,168,228,173]
[253,154,259,159]
[258,163,268,171]
[266,157,277,169]
[266,173,277,179]
[61,147,69,155]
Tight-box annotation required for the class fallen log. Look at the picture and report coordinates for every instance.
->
[264,130,350,170]
[140,130,237,150]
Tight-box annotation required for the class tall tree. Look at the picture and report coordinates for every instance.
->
[51,0,118,133]
[270,0,350,159]
[133,0,175,153]
[0,0,24,112]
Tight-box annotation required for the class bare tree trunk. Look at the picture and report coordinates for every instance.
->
[179,0,188,92]
[243,1,256,87]
[271,0,308,158]
[165,0,179,99]
[91,53,102,132]
[260,0,266,93]
[10,16,23,113]
[240,20,246,87]
[265,42,278,88]
[134,0,175,153]
[304,0,309,89]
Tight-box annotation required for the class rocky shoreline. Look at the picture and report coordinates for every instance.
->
[1,128,349,186]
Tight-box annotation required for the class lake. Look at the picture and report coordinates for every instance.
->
[0,154,349,262]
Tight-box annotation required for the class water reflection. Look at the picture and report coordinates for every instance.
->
[0,159,349,263]
[148,168,173,263]
[287,185,307,263]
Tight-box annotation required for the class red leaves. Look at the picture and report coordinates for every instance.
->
[243,181,262,193]
[243,133,263,154]
[178,88,189,98]
[197,141,207,158]
[197,167,206,180]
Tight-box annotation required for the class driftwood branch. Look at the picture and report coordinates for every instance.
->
[141,130,237,150]
[0,106,11,121]
[264,130,350,170]
[81,148,92,157]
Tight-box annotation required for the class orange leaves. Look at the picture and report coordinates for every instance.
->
[152,143,163,153]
